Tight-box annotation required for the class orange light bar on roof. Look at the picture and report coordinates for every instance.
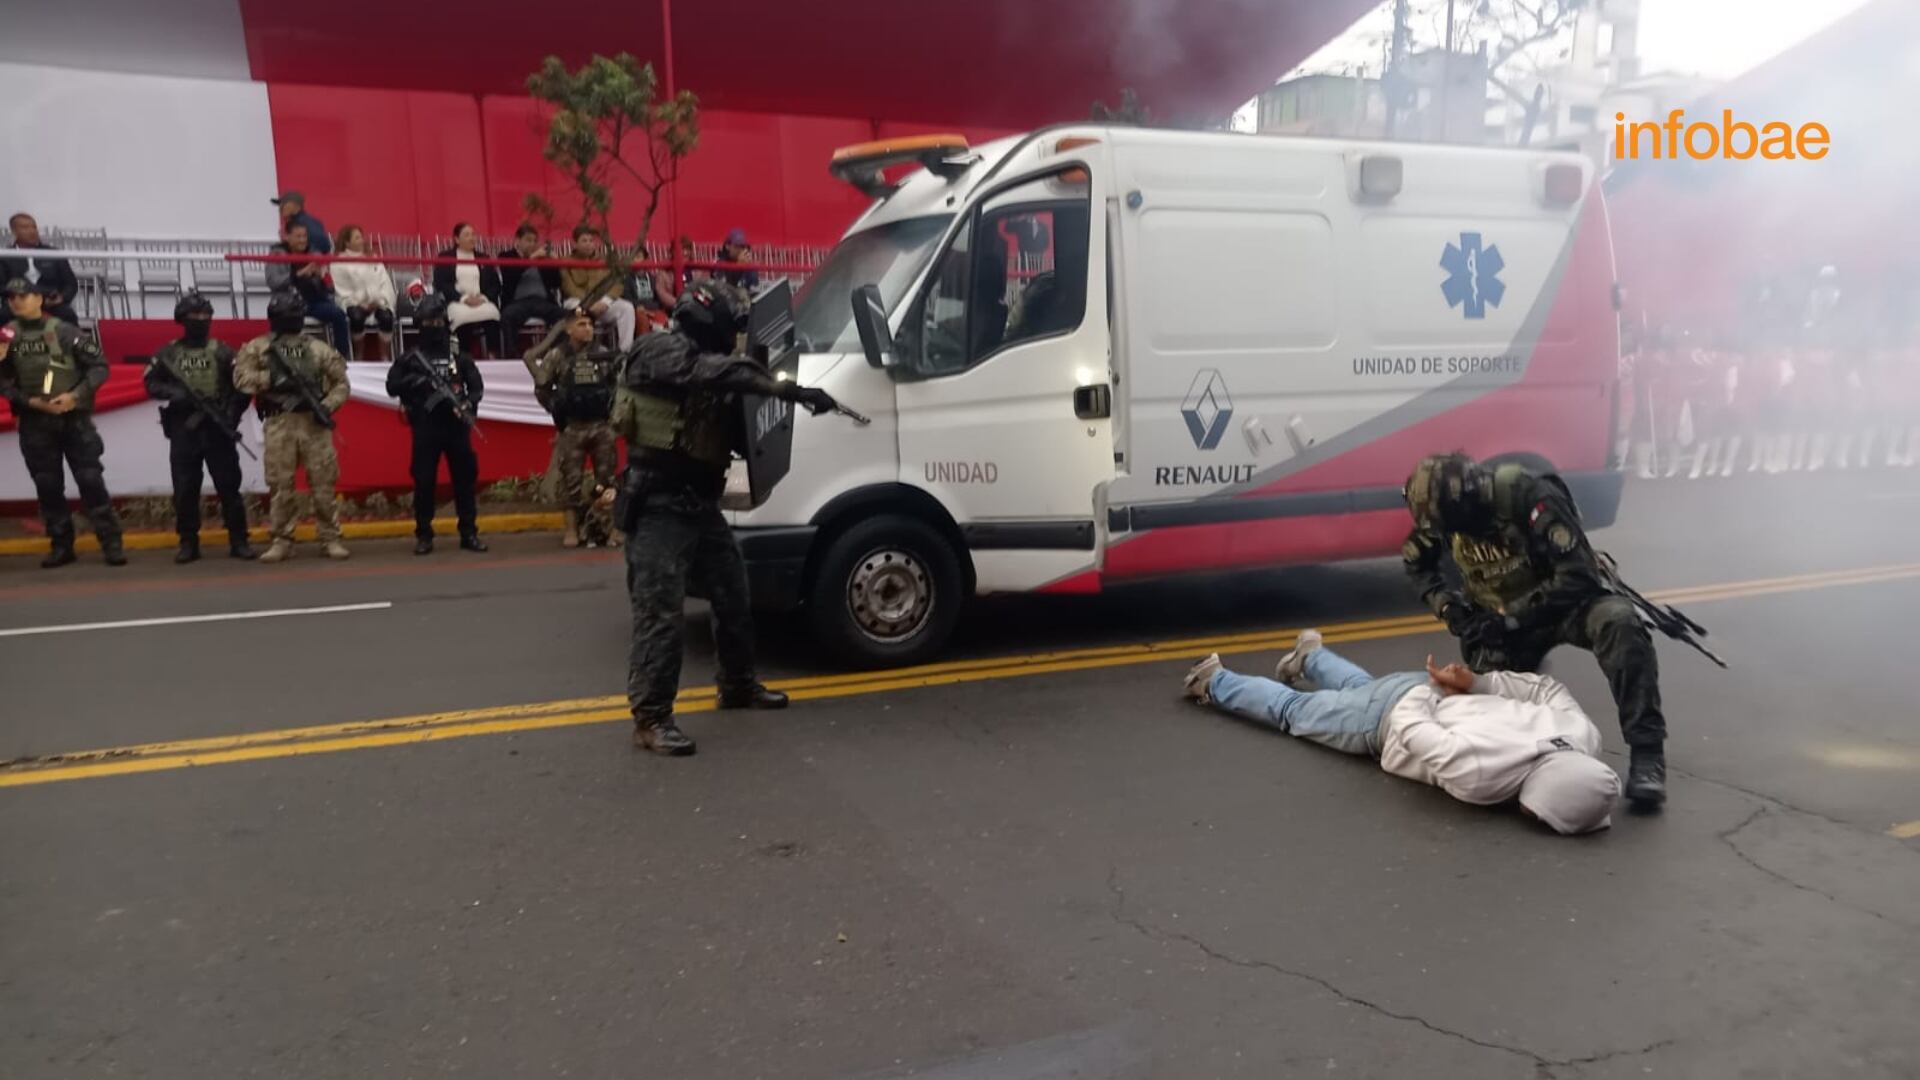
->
[828,133,973,197]
[830,133,969,166]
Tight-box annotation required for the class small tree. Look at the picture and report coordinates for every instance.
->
[522,53,699,257]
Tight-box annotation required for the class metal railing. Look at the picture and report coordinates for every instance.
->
[29,229,837,322]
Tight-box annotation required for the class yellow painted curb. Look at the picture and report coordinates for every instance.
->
[0,511,565,556]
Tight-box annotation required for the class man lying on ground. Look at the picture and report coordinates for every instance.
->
[1182,631,1620,835]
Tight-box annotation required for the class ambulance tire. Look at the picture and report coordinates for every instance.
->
[808,514,964,669]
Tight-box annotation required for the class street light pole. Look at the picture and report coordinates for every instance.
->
[1438,0,1457,142]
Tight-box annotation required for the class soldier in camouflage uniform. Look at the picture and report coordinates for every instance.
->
[1402,452,1668,807]
[612,280,840,755]
[232,291,351,563]
[533,307,622,548]
[144,292,257,563]
[0,277,125,568]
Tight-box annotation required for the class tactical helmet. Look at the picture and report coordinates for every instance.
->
[266,290,308,322]
[673,279,749,354]
[174,291,215,324]
[266,289,308,334]
[1404,452,1492,532]
[413,293,450,324]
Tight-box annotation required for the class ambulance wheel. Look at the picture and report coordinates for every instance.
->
[809,514,963,669]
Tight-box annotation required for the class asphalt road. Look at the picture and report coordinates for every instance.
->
[3,471,1918,1079]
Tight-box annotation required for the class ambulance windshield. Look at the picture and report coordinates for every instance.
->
[793,214,953,353]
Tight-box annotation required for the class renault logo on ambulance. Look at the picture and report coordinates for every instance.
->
[1181,369,1234,450]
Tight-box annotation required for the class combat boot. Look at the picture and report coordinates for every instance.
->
[229,539,259,560]
[634,718,696,756]
[459,533,488,553]
[41,545,77,570]
[101,539,128,567]
[259,539,294,563]
[324,540,351,561]
[175,538,202,564]
[562,510,581,548]
[718,683,789,710]
[1626,747,1667,809]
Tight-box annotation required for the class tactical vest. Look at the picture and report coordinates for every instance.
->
[556,347,616,422]
[1450,464,1544,608]
[7,317,80,398]
[423,351,462,391]
[619,384,732,470]
[165,343,224,400]
[264,335,321,413]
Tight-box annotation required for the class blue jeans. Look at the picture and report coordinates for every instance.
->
[1208,648,1425,757]
[307,297,354,356]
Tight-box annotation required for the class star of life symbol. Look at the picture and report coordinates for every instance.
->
[1440,232,1506,319]
[1181,368,1233,450]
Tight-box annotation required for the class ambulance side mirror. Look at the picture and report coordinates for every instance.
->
[851,284,896,370]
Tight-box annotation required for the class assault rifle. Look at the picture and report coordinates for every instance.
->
[268,340,335,430]
[1594,551,1729,669]
[409,350,484,440]
[154,353,256,460]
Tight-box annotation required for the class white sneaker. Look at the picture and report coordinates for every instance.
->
[1183,653,1223,704]
[1273,628,1324,686]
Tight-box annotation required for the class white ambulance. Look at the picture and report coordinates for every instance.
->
[740,126,1623,666]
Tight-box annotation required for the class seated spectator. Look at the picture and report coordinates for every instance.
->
[560,224,636,350]
[434,222,503,357]
[271,191,332,254]
[266,220,351,350]
[716,228,760,290]
[332,225,396,362]
[3,212,81,325]
[499,223,565,353]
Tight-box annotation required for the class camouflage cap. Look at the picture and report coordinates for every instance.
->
[3,276,36,296]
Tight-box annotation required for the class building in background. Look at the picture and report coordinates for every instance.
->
[1254,74,1386,136]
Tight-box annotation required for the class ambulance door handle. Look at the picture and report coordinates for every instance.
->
[1073,384,1111,420]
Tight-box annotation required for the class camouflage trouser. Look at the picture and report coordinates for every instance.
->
[16,412,122,549]
[261,412,341,543]
[554,421,618,512]
[1462,592,1667,750]
[624,491,758,722]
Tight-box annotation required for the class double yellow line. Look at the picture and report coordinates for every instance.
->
[6,561,1920,790]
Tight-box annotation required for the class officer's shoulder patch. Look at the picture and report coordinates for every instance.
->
[1547,523,1576,553]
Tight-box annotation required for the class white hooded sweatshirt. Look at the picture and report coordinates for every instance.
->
[1378,672,1616,830]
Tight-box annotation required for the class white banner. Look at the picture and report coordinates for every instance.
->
[1,363,552,501]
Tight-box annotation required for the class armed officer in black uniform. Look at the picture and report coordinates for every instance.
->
[386,294,487,556]
[613,279,840,756]
[145,292,258,563]
[1402,453,1668,807]
[0,277,125,567]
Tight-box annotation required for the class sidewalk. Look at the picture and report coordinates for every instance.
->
[0,511,565,557]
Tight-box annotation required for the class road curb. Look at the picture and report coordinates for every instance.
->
[0,511,566,557]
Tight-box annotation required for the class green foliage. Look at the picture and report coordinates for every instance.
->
[524,53,700,254]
